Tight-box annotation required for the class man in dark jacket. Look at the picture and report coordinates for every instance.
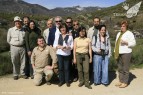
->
[48,16,62,46]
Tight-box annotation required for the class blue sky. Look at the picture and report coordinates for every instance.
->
[24,0,125,9]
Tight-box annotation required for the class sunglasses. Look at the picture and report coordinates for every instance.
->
[73,24,79,26]
[55,20,62,23]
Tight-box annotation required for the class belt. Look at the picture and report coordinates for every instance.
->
[11,45,24,47]
[76,53,88,55]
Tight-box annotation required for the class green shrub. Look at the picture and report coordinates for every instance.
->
[0,52,12,76]
[131,39,143,68]
[109,38,143,71]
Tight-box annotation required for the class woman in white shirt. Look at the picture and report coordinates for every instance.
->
[53,23,73,87]
[114,20,136,88]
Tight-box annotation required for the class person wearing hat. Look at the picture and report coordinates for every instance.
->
[7,16,28,80]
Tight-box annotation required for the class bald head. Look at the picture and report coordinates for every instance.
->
[47,19,53,28]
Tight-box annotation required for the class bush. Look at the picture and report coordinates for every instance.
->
[131,39,143,68]
[0,28,10,52]
[0,52,12,76]
[109,38,143,71]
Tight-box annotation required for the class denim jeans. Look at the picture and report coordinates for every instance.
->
[57,55,70,83]
[93,54,109,85]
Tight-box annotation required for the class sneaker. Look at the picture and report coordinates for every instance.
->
[20,75,28,79]
[78,83,84,87]
[66,83,70,87]
[46,81,51,85]
[58,82,64,87]
[85,85,92,89]
[13,76,18,80]
[119,83,128,88]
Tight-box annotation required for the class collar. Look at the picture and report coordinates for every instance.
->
[79,37,86,39]
[37,45,46,52]
[14,26,22,31]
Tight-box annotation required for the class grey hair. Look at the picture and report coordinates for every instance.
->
[54,16,62,22]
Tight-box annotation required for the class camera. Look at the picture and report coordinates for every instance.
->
[100,49,105,55]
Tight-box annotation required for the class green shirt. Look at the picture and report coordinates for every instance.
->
[25,30,41,51]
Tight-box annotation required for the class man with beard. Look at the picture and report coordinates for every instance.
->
[48,16,63,46]
[87,17,100,40]
[22,16,30,32]
[88,17,110,83]
[87,17,101,82]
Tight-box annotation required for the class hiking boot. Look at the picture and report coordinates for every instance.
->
[13,76,18,80]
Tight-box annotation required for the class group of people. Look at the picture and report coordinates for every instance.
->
[7,15,136,89]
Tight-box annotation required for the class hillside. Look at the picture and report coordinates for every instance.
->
[0,0,102,16]
[0,0,50,15]
[48,6,103,16]
[89,0,143,19]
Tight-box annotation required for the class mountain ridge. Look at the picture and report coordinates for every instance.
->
[0,0,103,16]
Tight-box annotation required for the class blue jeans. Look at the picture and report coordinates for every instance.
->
[57,55,70,83]
[93,55,109,85]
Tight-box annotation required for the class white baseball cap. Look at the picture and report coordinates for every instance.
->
[14,16,22,22]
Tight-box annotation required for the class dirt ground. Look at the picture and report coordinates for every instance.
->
[0,69,143,95]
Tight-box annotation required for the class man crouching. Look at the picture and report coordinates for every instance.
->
[31,36,57,86]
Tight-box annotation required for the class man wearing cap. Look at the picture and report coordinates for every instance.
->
[7,16,28,80]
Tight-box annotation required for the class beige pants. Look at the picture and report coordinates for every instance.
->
[34,67,53,86]
[10,45,26,76]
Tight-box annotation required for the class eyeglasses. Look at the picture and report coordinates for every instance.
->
[55,20,62,23]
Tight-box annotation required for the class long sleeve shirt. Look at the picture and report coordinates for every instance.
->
[87,26,95,40]
[25,30,41,52]
[114,30,136,54]
[92,32,112,57]
[43,28,50,44]
[53,34,73,56]
[7,26,25,46]
[31,45,57,69]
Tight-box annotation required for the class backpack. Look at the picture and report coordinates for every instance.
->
[92,28,98,45]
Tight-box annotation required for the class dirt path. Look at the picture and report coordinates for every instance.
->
[0,69,143,95]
